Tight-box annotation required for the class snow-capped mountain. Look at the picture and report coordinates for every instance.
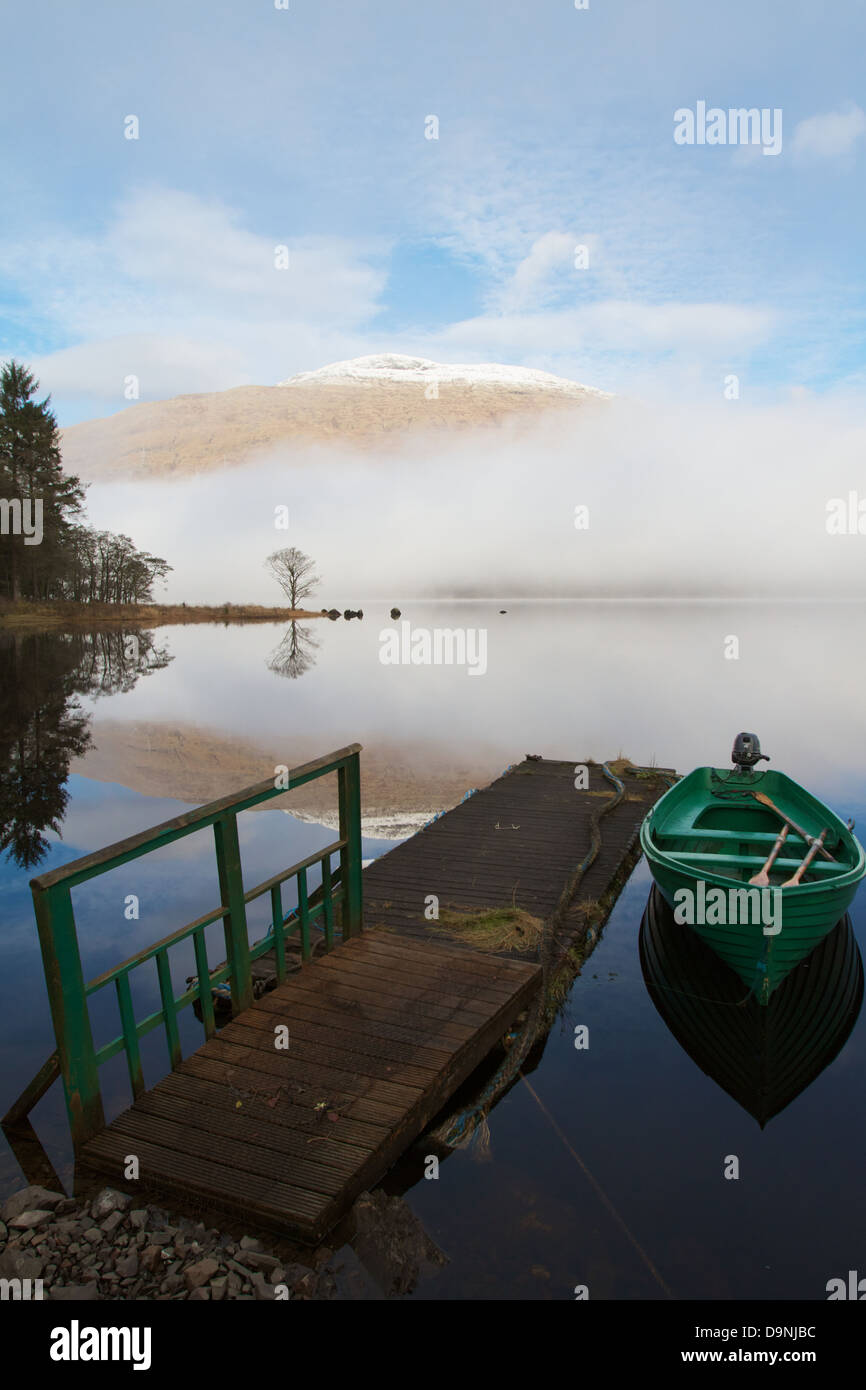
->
[61,354,610,481]
[279,353,610,398]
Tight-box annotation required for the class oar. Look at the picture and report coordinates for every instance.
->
[748,825,789,886]
[781,829,828,888]
[752,792,836,861]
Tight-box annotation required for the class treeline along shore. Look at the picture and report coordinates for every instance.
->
[0,361,356,633]
[1,360,175,614]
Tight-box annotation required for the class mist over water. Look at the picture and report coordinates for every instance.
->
[83,394,866,605]
[44,601,866,809]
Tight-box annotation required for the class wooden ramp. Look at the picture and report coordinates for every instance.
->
[363,757,675,951]
[79,933,540,1242]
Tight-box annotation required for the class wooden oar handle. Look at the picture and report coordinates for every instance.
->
[748,825,790,885]
[787,829,828,886]
[754,793,836,861]
[765,825,789,869]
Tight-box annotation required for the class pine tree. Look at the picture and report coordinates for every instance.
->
[0,360,85,600]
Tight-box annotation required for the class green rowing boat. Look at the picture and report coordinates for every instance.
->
[639,734,866,1004]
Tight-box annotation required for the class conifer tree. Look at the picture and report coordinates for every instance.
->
[0,361,84,600]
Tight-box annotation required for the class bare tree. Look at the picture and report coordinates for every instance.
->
[264,546,320,609]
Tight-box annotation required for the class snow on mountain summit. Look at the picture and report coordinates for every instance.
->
[278,353,610,398]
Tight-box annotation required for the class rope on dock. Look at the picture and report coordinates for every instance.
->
[431,760,627,1149]
[428,759,678,1295]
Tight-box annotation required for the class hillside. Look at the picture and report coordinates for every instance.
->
[60,354,610,482]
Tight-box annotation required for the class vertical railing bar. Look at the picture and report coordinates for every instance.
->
[270,884,286,982]
[115,974,145,1098]
[298,866,311,962]
[322,856,334,951]
[31,882,105,1151]
[213,813,253,1015]
[24,747,363,1158]
[155,950,182,1070]
[192,928,216,1040]
[338,751,363,939]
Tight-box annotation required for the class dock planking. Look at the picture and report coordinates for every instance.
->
[79,932,540,1242]
[363,756,675,952]
[74,754,672,1244]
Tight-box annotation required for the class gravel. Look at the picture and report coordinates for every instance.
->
[0,1180,445,1301]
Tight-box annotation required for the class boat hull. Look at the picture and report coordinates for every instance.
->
[640,766,866,1003]
[639,888,864,1125]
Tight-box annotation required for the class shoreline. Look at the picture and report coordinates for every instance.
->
[0,1181,443,1300]
[0,601,328,632]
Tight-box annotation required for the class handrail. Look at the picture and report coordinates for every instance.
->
[80,836,347,996]
[243,837,346,906]
[30,744,362,891]
[83,902,230,994]
[22,744,364,1152]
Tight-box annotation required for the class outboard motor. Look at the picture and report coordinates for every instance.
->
[731,731,769,774]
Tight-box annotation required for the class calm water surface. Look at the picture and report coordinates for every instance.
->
[1,603,864,1299]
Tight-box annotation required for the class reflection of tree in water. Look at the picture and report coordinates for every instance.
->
[0,629,172,870]
[267,623,319,680]
[73,629,171,698]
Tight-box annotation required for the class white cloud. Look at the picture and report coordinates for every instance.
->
[424,299,774,363]
[5,187,389,399]
[494,232,589,313]
[791,103,866,160]
[105,188,385,323]
[0,172,798,412]
[30,334,252,400]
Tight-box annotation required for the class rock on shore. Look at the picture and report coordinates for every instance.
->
[0,1183,445,1300]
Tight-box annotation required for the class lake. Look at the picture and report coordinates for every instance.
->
[1,601,864,1298]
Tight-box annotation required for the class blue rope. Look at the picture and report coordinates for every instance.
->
[432,760,627,1149]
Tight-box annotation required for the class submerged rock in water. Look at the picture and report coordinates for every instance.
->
[349,1189,448,1297]
[390,607,401,619]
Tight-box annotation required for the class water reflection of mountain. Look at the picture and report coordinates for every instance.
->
[639,886,863,1128]
[0,629,172,870]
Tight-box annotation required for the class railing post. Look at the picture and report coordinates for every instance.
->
[213,813,253,1013]
[31,882,105,1151]
[338,750,363,938]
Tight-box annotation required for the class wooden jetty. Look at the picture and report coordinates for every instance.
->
[8,746,673,1244]
[364,756,675,953]
[80,935,538,1241]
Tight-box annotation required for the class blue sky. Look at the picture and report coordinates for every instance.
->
[1,0,865,424]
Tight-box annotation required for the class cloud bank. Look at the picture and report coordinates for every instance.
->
[82,391,866,603]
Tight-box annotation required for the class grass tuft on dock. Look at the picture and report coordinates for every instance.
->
[432,905,545,953]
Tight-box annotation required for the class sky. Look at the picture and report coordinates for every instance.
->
[2,0,866,426]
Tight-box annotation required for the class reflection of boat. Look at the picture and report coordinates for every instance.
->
[639,885,863,1127]
[639,734,865,1002]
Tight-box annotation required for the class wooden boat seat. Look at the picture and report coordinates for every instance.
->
[654,827,847,860]
[654,827,811,848]
[662,849,844,875]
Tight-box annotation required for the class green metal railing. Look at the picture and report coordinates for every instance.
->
[19,744,363,1152]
